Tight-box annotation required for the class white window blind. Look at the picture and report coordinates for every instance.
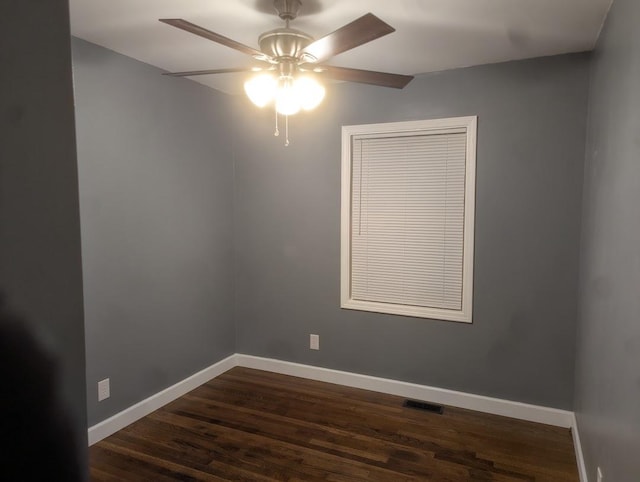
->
[341,117,476,323]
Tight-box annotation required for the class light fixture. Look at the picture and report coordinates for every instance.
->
[244,68,325,146]
[295,76,325,111]
[275,76,301,116]
[244,73,277,107]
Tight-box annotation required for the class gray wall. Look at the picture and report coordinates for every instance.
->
[574,0,640,479]
[72,39,236,426]
[233,53,589,409]
[0,0,87,461]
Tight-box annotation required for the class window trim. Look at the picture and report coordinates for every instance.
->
[340,116,477,323]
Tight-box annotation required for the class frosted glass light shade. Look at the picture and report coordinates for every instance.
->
[275,79,301,115]
[295,76,325,111]
[244,73,277,107]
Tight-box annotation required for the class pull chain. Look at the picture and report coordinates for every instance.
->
[285,115,290,146]
[274,104,279,137]
[272,104,291,146]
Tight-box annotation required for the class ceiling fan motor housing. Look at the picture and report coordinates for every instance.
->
[258,28,313,61]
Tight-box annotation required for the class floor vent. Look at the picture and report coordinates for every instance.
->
[403,399,444,414]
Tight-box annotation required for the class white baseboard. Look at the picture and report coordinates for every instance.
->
[572,413,589,482]
[87,354,238,445]
[235,354,575,428]
[88,353,575,447]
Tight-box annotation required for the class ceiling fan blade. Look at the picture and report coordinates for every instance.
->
[302,13,395,63]
[163,67,257,77]
[315,65,414,89]
[159,19,266,58]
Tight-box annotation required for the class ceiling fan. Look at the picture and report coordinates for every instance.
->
[160,0,414,144]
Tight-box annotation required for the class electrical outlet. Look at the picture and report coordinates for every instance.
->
[597,467,603,482]
[98,378,110,401]
[310,334,320,350]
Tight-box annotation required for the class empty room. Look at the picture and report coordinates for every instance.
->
[1,0,638,480]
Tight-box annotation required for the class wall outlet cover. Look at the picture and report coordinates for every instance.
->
[310,334,320,350]
[98,378,110,401]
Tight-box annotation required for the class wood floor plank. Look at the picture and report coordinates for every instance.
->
[89,367,579,481]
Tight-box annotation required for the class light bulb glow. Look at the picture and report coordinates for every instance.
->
[275,78,301,116]
[244,73,277,108]
[295,76,325,111]
[245,71,325,116]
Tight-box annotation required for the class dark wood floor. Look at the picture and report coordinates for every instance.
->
[90,367,579,481]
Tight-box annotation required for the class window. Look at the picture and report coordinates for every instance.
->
[341,117,477,323]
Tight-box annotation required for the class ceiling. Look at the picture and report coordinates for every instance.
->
[70,0,612,95]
